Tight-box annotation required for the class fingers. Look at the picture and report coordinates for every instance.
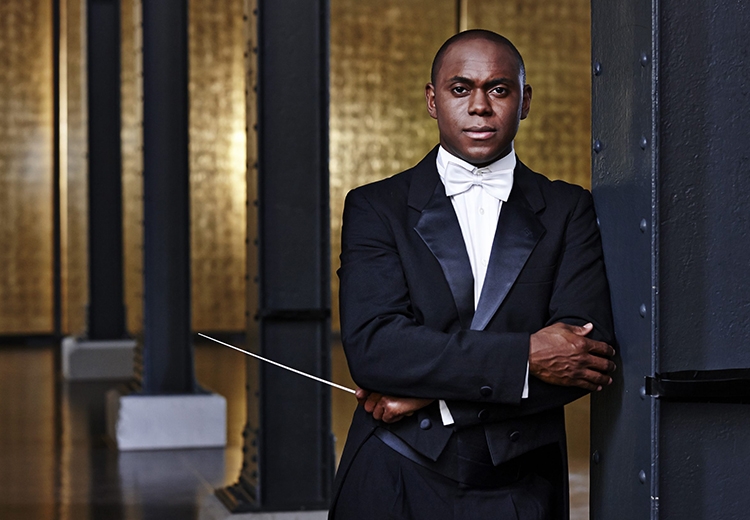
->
[587,354,616,375]
[561,322,616,358]
[586,339,615,358]
[362,395,435,423]
[363,392,382,414]
[530,322,617,390]
[580,368,612,389]
[355,387,370,406]
[572,322,594,336]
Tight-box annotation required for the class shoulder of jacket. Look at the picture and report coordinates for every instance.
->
[346,167,413,205]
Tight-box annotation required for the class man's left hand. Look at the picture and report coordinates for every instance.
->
[356,388,434,424]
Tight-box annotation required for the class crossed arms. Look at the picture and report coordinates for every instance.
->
[338,181,615,425]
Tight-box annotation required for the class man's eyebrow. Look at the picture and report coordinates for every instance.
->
[447,76,515,87]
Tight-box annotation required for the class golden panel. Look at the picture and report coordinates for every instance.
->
[121,0,248,334]
[329,0,457,329]
[0,0,54,334]
[189,0,247,332]
[466,0,592,188]
[121,0,144,334]
[63,0,89,336]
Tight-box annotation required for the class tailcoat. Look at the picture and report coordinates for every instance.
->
[332,147,614,519]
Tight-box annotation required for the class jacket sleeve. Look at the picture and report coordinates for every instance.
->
[338,187,530,405]
[446,188,615,427]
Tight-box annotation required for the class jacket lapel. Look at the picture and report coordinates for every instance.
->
[409,149,475,329]
[470,162,547,330]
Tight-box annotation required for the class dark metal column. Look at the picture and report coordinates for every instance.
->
[141,0,194,394]
[592,2,750,519]
[87,0,127,340]
[217,0,333,512]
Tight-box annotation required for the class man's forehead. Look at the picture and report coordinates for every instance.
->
[437,39,520,79]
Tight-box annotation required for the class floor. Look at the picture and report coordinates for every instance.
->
[0,338,589,519]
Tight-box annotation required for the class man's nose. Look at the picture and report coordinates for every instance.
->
[468,91,492,115]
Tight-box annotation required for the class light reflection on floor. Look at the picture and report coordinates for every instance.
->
[0,339,589,519]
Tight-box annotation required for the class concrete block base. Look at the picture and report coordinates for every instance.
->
[199,494,327,520]
[106,388,227,451]
[61,336,137,380]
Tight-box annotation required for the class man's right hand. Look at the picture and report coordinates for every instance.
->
[355,388,434,424]
[529,322,615,392]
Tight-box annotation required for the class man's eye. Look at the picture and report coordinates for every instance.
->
[491,87,508,95]
[452,86,468,95]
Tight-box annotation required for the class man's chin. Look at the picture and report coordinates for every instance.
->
[461,149,509,167]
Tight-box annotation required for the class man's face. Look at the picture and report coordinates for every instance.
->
[425,38,532,167]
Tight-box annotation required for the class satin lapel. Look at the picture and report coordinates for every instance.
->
[470,182,546,331]
[413,181,475,330]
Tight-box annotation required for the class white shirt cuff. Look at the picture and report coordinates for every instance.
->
[522,361,530,399]
[438,399,455,426]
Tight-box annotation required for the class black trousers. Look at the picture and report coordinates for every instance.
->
[333,433,554,520]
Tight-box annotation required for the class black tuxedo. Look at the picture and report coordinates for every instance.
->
[332,147,613,519]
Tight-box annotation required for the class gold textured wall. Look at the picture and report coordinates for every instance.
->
[329,0,457,328]
[0,0,55,334]
[63,0,89,336]
[188,0,247,332]
[121,0,144,334]
[120,0,248,333]
[466,0,592,188]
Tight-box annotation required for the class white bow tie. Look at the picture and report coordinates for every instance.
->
[443,161,514,201]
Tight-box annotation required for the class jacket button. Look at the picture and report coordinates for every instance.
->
[477,409,490,422]
[420,418,432,430]
[480,386,493,397]
[509,430,521,442]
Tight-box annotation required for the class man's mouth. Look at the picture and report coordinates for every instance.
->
[463,127,496,140]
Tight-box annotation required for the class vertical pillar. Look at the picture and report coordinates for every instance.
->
[215,0,332,513]
[591,2,750,519]
[105,0,226,451]
[87,0,126,340]
[61,0,135,380]
[140,0,193,393]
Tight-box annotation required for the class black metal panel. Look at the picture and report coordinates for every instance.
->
[658,1,750,372]
[141,0,195,393]
[593,1,750,518]
[656,2,750,517]
[255,0,332,508]
[591,1,656,518]
[217,0,332,512]
[660,403,750,520]
[87,0,126,340]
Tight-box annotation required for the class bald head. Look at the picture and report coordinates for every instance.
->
[430,30,526,85]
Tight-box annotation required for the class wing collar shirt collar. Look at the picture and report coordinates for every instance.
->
[435,145,528,426]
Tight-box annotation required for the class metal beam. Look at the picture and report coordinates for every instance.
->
[217,0,333,512]
[592,2,750,518]
[141,0,194,393]
[87,0,126,340]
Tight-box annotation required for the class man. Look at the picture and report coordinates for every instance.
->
[331,30,615,520]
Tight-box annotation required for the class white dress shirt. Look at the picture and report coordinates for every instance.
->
[435,145,530,426]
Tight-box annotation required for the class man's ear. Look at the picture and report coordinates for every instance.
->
[425,83,438,120]
[520,84,532,120]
